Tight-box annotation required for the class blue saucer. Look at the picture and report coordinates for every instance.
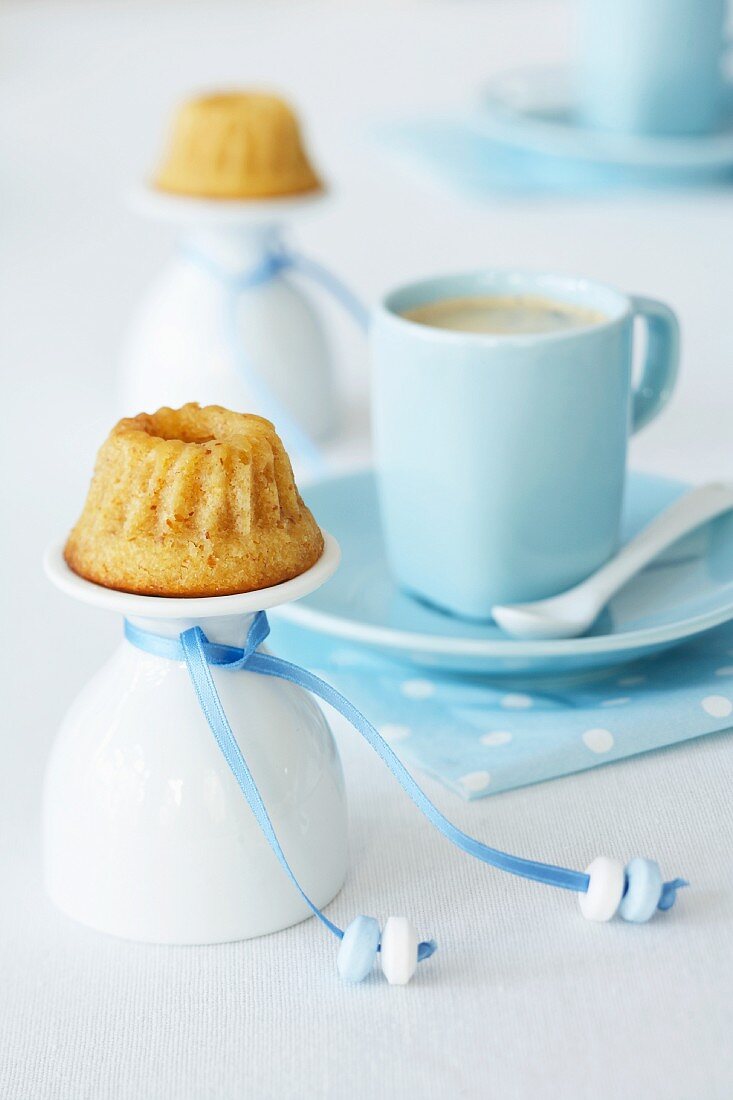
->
[475,65,733,178]
[275,470,733,677]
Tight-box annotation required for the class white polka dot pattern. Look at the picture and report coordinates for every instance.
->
[582,728,615,754]
[480,731,513,747]
[701,695,732,718]
[459,771,491,793]
[500,694,533,710]
[272,617,733,800]
[400,679,436,700]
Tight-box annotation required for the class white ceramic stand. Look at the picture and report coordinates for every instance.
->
[43,536,348,945]
[120,189,339,442]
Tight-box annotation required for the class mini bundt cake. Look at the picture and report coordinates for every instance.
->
[64,404,324,597]
[153,91,322,200]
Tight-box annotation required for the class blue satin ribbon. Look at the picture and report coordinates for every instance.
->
[124,612,686,962]
[182,238,369,472]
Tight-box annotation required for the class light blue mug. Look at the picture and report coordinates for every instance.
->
[577,0,729,136]
[371,271,679,621]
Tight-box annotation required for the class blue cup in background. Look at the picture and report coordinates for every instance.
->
[371,271,679,621]
[577,0,729,137]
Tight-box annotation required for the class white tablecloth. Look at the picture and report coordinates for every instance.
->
[2,2,731,1097]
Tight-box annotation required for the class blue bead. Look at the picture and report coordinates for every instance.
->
[619,858,663,923]
[337,916,381,982]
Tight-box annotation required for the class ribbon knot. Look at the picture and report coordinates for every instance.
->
[229,249,290,293]
[180,611,271,670]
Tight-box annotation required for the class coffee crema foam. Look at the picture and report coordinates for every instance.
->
[402,293,607,335]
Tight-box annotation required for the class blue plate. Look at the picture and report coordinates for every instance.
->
[274,470,733,677]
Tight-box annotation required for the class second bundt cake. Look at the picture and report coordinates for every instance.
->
[64,404,324,597]
[153,90,322,200]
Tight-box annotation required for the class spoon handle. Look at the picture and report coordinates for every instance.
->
[579,482,733,606]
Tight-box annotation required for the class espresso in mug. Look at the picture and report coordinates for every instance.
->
[402,294,607,335]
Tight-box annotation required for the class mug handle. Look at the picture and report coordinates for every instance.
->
[629,296,680,434]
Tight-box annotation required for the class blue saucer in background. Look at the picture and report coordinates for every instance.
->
[374,67,733,198]
[475,65,733,176]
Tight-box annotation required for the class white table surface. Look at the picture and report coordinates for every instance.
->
[2,2,732,1098]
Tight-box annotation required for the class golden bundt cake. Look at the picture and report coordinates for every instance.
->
[153,91,322,199]
[64,404,324,597]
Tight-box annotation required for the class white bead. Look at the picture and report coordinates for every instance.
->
[579,857,625,921]
[380,916,419,985]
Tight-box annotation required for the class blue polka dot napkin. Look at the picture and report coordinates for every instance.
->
[268,619,733,800]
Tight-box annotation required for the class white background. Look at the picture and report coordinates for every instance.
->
[2,2,732,1098]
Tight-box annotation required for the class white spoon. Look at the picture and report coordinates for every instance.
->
[492,482,733,640]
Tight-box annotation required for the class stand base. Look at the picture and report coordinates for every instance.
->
[45,870,346,946]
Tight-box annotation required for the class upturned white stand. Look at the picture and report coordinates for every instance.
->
[120,189,339,442]
[43,536,348,945]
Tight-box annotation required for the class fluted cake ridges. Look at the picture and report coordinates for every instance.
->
[153,91,322,200]
[64,404,324,596]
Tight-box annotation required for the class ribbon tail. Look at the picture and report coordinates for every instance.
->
[179,622,436,964]
[250,653,685,911]
[658,878,689,910]
[179,627,343,938]
[282,250,371,332]
[222,290,326,476]
[247,652,591,894]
